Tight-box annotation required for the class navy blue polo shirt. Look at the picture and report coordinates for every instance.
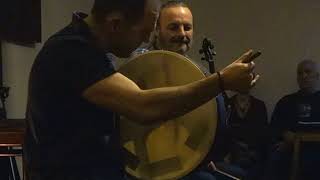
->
[24,12,122,178]
[272,90,320,133]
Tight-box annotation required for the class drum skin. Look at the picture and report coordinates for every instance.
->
[118,50,217,180]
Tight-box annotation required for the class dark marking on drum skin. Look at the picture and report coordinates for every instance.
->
[185,125,208,150]
[122,147,140,170]
[118,51,217,179]
[147,157,182,177]
[131,127,156,164]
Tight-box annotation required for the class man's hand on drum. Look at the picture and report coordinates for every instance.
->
[219,49,260,92]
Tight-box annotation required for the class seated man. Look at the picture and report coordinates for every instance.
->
[133,1,255,179]
[265,59,320,180]
[133,1,217,180]
[24,0,259,179]
[216,90,269,180]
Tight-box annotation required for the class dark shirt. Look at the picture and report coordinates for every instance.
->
[228,95,269,149]
[24,12,121,178]
[271,90,320,136]
[271,91,320,175]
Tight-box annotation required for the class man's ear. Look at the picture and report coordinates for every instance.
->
[104,12,125,32]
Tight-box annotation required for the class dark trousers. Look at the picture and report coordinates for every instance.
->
[26,166,127,180]
[0,157,10,179]
[263,143,320,180]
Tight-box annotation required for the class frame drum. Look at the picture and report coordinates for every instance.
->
[118,50,217,180]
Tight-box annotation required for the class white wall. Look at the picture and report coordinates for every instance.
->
[2,0,320,123]
[1,0,93,119]
[187,0,320,117]
[2,0,320,177]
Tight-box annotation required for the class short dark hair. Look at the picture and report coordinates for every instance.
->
[91,0,146,24]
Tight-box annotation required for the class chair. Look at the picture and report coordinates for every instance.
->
[209,161,241,180]
[0,119,25,180]
[291,131,320,180]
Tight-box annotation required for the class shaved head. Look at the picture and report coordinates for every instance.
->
[297,59,320,93]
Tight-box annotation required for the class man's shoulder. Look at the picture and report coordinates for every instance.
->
[133,47,151,55]
[280,91,299,100]
[131,43,155,57]
[278,90,320,101]
[44,28,90,49]
[43,12,93,49]
[275,92,300,108]
[37,37,97,66]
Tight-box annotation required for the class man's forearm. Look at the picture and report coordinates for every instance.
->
[137,73,221,123]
